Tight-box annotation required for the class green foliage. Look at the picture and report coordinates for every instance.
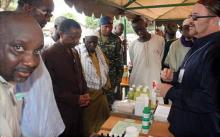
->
[85,15,99,29]
[62,12,76,20]
[114,17,134,34]
[84,15,134,34]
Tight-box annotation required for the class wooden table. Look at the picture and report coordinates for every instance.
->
[97,112,173,137]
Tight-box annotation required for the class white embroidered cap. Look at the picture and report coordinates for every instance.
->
[83,29,99,38]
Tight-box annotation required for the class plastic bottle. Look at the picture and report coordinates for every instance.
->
[140,87,149,107]
[150,81,157,109]
[122,87,126,100]
[121,65,129,85]
[142,107,150,134]
[127,87,134,100]
[141,87,148,97]
[131,84,135,89]
[134,87,141,101]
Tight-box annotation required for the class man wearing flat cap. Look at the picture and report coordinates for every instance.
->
[76,30,111,136]
[157,0,220,136]
[98,16,123,104]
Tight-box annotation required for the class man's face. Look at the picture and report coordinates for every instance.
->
[132,20,147,38]
[0,19,43,83]
[84,36,98,53]
[182,25,190,37]
[30,0,54,28]
[60,28,82,47]
[115,24,124,36]
[100,24,113,37]
[188,3,215,38]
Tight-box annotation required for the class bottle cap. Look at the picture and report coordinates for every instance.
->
[143,107,150,113]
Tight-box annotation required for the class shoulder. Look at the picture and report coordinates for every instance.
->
[130,39,139,46]
[170,39,181,48]
[129,40,136,51]
[150,34,165,48]
[151,34,164,42]
[42,42,61,59]
[75,44,87,55]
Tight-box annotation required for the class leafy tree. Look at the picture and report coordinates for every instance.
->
[62,12,76,20]
[85,15,99,29]
[114,17,134,34]
[85,15,134,34]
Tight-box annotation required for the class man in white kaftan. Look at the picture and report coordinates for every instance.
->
[17,58,65,137]
[129,16,164,88]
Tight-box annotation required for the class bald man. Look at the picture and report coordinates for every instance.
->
[164,19,197,72]
[0,11,43,137]
[158,0,220,136]
[16,0,54,28]
[16,0,65,136]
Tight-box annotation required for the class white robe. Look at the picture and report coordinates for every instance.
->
[129,34,165,88]
[16,58,65,137]
[165,38,191,72]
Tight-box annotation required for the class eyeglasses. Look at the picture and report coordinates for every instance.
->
[188,14,217,21]
[35,7,53,18]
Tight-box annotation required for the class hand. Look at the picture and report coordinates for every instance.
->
[161,68,173,82]
[79,93,90,107]
[156,83,173,97]
[122,39,127,46]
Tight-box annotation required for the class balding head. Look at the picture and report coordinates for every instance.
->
[197,0,220,17]
[113,23,124,36]
[181,18,196,38]
[17,0,54,28]
[0,11,43,83]
[52,16,67,41]
[182,19,190,26]
[187,0,220,38]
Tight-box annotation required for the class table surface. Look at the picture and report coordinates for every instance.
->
[98,112,173,137]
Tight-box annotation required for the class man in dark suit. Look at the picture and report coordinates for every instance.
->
[43,19,90,137]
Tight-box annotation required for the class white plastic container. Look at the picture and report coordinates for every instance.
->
[124,126,139,137]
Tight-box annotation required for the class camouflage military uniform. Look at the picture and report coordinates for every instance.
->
[98,32,123,102]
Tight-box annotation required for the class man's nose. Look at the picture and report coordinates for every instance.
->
[22,52,40,69]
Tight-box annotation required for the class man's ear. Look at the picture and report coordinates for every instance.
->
[59,32,64,39]
[23,3,34,13]
[54,25,58,30]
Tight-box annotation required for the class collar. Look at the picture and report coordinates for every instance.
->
[0,75,15,89]
[0,75,7,84]
[194,31,220,48]
[0,75,17,105]
[180,36,195,47]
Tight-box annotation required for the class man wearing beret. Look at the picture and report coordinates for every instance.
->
[98,16,123,104]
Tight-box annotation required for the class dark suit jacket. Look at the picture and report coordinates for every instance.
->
[42,41,87,137]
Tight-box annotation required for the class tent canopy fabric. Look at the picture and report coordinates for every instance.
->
[64,0,197,20]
